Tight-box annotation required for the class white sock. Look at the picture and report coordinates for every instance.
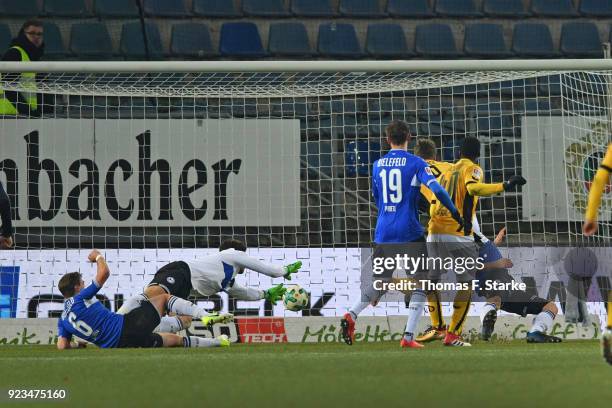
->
[348,301,369,320]
[403,291,426,341]
[154,316,185,333]
[480,303,497,323]
[167,296,206,319]
[529,310,556,334]
[183,336,221,348]
[117,294,147,315]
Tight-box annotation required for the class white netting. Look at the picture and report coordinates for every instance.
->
[0,62,608,326]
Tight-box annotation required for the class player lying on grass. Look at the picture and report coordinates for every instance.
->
[582,143,612,365]
[401,136,526,348]
[56,249,232,349]
[341,120,464,346]
[476,227,561,343]
[118,238,302,332]
[385,225,560,344]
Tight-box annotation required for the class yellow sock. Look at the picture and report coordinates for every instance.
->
[427,291,445,328]
[448,289,472,335]
[608,290,612,329]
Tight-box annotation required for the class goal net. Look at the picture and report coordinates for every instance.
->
[0,60,609,341]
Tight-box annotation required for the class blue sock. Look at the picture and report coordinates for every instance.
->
[404,291,427,341]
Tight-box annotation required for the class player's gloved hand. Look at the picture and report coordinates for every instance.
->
[503,175,526,191]
[201,312,234,327]
[283,261,302,280]
[264,283,286,305]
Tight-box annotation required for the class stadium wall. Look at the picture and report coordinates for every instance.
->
[0,315,601,346]
[0,247,608,323]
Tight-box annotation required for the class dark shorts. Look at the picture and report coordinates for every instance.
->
[117,300,163,348]
[148,261,193,299]
[477,268,549,317]
[501,293,549,317]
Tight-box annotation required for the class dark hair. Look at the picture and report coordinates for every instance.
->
[219,238,247,252]
[414,138,437,160]
[21,19,43,32]
[385,120,411,146]
[58,272,82,298]
[460,136,480,161]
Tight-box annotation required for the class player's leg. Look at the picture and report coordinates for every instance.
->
[444,288,472,346]
[143,285,167,299]
[341,245,389,345]
[501,292,561,343]
[148,293,232,325]
[415,289,447,343]
[442,241,478,347]
[156,315,192,333]
[480,295,501,341]
[158,333,230,348]
[118,293,192,333]
[604,291,612,364]
[400,237,429,348]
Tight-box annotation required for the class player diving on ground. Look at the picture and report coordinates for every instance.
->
[56,250,232,349]
[117,238,302,333]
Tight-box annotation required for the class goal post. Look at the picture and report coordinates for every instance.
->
[0,59,609,340]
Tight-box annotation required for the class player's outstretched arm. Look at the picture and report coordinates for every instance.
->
[465,168,525,198]
[87,249,110,287]
[225,250,301,279]
[225,281,266,301]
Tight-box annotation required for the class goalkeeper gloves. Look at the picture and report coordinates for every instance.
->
[283,261,302,280]
[264,283,286,305]
[503,175,527,191]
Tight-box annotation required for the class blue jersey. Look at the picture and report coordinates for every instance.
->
[57,281,124,348]
[476,241,505,287]
[479,241,503,263]
[372,149,437,243]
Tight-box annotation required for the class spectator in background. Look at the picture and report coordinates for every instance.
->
[0,182,13,249]
[0,20,45,117]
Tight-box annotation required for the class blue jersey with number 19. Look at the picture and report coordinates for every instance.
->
[372,149,437,243]
[57,281,124,348]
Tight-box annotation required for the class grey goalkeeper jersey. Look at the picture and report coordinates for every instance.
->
[184,249,286,301]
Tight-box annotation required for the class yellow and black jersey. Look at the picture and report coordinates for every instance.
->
[429,158,504,236]
[420,159,452,204]
[585,143,612,222]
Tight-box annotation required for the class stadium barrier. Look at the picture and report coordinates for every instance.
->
[0,315,601,346]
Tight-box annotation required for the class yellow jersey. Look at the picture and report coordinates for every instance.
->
[420,159,452,204]
[429,158,503,236]
[585,143,612,221]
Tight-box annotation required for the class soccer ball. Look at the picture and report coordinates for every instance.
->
[283,285,309,311]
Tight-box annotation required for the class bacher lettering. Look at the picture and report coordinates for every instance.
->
[0,131,242,222]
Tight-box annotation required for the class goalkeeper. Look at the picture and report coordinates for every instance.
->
[118,238,302,332]
[582,143,612,365]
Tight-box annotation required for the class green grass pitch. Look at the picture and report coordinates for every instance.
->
[0,340,610,408]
